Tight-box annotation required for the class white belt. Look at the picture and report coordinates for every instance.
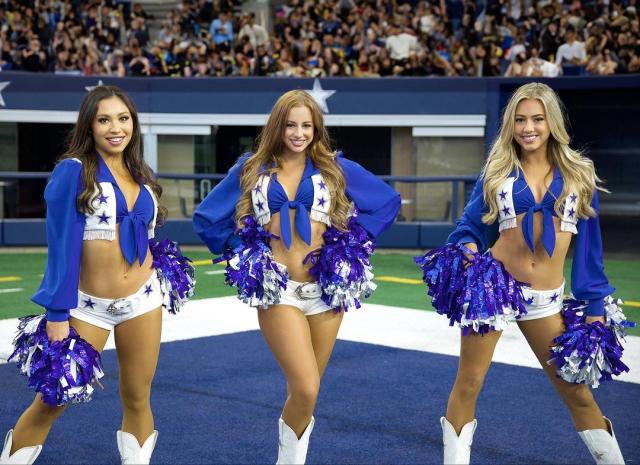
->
[289,281,323,300]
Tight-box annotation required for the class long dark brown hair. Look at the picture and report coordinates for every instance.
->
[60,85,166,224]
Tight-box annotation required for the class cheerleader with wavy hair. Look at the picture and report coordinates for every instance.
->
[1,86,194,465]
[415,82,631,464]
[194,90,400,464]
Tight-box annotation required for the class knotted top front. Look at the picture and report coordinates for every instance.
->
[267,159,316,249]
[511,167,562,256]
[98,156,154,265]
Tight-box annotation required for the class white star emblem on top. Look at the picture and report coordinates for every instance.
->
[85,80,104,92]
[0,82,10,107]
[306,79,335,114]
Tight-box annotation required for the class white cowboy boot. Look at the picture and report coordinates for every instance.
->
[0,430,42,465]
[117,430,158,465]
[441,416,477,465]
[578,417,624,464]
[276,417,315,465]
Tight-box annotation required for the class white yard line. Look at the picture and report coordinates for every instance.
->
[0,288,24,294]
[1,296,638,384]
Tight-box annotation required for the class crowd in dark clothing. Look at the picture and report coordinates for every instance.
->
[2,0,638,77]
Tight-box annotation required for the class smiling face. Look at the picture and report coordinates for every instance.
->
[282,105,314,157]
[513,98,550,156]
[91,96,133,157]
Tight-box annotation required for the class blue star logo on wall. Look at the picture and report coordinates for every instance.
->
[0,82,10,107]
[306,79,335,114]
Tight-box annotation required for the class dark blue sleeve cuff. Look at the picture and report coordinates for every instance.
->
[227,234,243,250]
[46,308,70,322]
[585,299,605,317]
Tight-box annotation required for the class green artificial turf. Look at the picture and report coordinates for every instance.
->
[1,250,638,335]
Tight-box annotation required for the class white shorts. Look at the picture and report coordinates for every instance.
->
[70,272,163,330]
[518,281,565,321]
[277,279,333,316]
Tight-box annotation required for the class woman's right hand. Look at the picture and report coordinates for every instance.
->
[46,320,70,342]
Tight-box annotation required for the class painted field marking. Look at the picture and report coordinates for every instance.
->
[205,270,226,275]
[0,288,24,294]
[377,276,423,285]
[0,277,21,283]
[192,259,225,267]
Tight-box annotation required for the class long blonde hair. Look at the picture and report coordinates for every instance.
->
[481,82,605,224]
[235,90,351,230]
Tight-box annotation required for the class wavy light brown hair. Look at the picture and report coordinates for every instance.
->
[235,90,351,230]
[481,82,605,224]
[59,85,166,224]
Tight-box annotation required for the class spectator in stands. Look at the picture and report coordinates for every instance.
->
[1,0,638,78]
[586,48,618,75]
[239,12,269,49]
[523,46,561,77]
[555,25,587,67]
[21,37,48,72]
[209,10,233,50]
[128,16,150,48]
[385,23,421,65]
[131,2,153,21]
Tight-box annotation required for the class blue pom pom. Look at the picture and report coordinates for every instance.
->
[150,239,195,314]
[216,216,288,309]
[414,244,528,334]
[9,315,105,406]
[549,296,635,388]
[304,217,376,312]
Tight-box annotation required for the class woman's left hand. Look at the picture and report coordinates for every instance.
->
[585,315,606,325]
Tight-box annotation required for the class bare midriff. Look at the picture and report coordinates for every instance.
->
[265,209,327,282]
[489,212,572,290]
[79,224,154,299]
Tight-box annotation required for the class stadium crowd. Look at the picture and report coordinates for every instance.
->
[1,0,638,77]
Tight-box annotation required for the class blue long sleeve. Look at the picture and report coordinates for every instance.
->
[193,154,249,254]
[571,191,614,316]
[32,159,85,322]
[338,155,401,238]
[447,176,495,252]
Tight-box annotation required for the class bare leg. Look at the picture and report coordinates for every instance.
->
[114,308,162,445]
[307,309,344,378]
[446,330,502,433]
[10,317,110,452]
[258,306,342,437]
[517,314,607,431]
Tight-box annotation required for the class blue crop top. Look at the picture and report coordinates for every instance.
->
[193,152,401,254]
[448,168,614,316]
[32,157,157,322]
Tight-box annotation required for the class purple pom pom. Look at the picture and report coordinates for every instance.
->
[216,216,288,309]
[414,244,528,335]
[304,217,376,312]
[149,238,195,314]
[9,315,104,406]
[549,296,635,388]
